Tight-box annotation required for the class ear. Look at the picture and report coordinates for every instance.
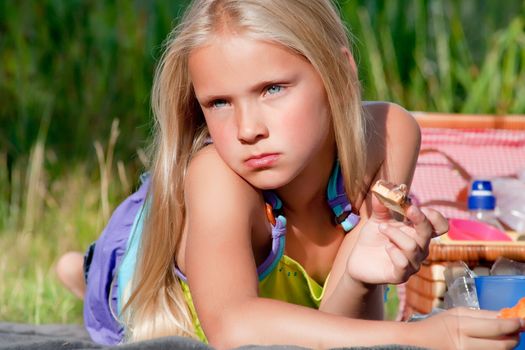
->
[341,47,357,76]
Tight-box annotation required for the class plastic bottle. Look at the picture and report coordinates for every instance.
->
[468,179,505,231]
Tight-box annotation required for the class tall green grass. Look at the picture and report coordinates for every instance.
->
[339,0,525,114]
[0,0,523,324]
[0,0,190,165]
[0,119,134,323]
[1,1,523,167]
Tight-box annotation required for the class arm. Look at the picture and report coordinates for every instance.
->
[365,101,421,189]
[183,146,520,350]
[320,103,422,319]
[183,147,392,348]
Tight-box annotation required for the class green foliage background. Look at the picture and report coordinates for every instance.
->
[0,0,524,324]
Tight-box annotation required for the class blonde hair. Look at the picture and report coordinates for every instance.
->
[123,0,366,341]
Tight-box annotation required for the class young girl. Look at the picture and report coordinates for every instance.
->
[57,0,523,348]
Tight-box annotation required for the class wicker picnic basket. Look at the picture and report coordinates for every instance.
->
[402,113,525,318]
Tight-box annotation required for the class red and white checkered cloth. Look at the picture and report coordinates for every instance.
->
[410,128,525,219]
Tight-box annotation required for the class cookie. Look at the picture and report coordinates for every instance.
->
[371,179,411,216]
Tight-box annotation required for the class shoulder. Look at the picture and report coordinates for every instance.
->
[178,145,268,272]
[185,145,262,209]
[363,101,420,146]
[184,146,265,230]
[357,102,420,211]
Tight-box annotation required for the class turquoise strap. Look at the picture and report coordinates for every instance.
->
[116,202,148,314]
[326,160,360,232]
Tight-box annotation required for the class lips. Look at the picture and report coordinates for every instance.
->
[244,153,280,169]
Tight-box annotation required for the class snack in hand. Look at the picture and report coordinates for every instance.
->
[499,297,525,319]
[371,179,411,216]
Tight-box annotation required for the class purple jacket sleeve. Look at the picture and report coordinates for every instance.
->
[83,177,150,345]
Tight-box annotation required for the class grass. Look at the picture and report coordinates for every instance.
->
[0,232,83,324]
[0,121,137,324]
[0,166,102,324]
[339,0,525,114]
[1,1,523,164]
[1,0,524,325]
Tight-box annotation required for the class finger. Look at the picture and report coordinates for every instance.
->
[452,312,523,338]
[440,310,523,349]
[379,224,422,269]
[381,215,430,251]
[406,204,431,232]
[370,192,393,221]
[404,205,436,245]
[384,242,413,282]
[421,207,449,237]
[452,307,500,319]
[463,337,520,350]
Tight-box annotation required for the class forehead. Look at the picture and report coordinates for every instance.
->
[188,35,315,93]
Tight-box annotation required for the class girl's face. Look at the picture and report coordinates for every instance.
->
[189,35,335,190]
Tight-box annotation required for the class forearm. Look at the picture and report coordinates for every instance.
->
[205,297,413,349]
[320,272,385,319]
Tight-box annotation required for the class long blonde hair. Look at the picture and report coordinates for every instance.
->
[123,0,366,341]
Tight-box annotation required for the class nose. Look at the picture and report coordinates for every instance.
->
[236,103,269,144]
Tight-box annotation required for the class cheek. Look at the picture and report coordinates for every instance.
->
[205,119,238,159]
[205,116,230,144]
[283,103,331,145]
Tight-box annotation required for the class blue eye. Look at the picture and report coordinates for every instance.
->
[266,85,283,95]
[211,99,228,108]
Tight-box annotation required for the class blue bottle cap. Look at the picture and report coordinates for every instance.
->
[471,180,493,192]
[468,180,496,210]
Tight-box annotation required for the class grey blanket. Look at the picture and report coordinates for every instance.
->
[0,323,426,350]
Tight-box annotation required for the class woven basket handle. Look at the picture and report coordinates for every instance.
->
[416,148,473,210]
[419,148,472,183]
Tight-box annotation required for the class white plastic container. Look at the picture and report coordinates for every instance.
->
[492,177,525,234]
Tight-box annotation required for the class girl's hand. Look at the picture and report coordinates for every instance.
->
[414,308,523,350]
[346,194,448,284]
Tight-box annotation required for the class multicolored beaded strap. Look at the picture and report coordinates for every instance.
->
[263,160,360,232]
[263,190,283,221]
[326,160,360,232]
[258,191,287,281]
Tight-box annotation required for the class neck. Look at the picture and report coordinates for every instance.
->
[275,154,335,217]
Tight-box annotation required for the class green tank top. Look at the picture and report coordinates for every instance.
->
[118,161,360,343]
[179,254,330,343]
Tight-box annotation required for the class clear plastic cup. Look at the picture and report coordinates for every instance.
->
[491,257,525,276]
[446,276,479,308]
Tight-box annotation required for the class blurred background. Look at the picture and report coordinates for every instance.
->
[0,0,524,324]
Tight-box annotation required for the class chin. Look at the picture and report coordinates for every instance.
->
[242,170,292,190]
